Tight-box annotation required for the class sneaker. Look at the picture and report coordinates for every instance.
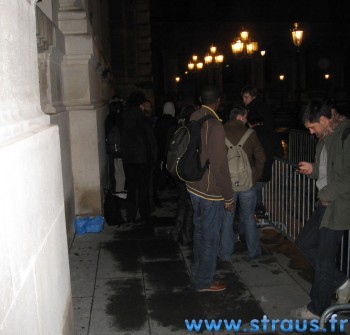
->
[336,279,350,304]
[290,306,319,320]
[197,282,228,292]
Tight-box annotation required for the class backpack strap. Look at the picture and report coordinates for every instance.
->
[198,114,215,124]
[237,128,254,147]
[225,129,254,148]
[225,137,233,148]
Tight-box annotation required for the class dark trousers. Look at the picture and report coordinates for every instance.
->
[108,154,116,191]
[123,163,151,224]
[296,202,346,315]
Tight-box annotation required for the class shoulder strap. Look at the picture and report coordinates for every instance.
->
[225,137,233,148]
[237,128,254,147]
[198,114,215,124]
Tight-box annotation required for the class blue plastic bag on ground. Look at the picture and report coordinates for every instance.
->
[75,215,104,235]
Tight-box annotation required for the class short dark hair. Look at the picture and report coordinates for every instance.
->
[301,99,332,124]
[241,85,259,98]
[229,105,247,120]
[200,85,221,105]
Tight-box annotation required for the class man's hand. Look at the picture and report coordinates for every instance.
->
[297,161,313,175]
[320,200,331,207]
[224,201,235,212]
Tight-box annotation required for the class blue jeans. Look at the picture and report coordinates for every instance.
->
[190,194,224,290]
[296,202,347,316]
[219,187,261,260]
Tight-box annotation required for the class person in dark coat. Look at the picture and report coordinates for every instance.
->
[121,91,157,225]
[241,85,275,130]
[105,96,125,192]
[154,100,178,191]
[247,115,283,215]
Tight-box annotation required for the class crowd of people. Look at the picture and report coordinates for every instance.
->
[104,85,350,320]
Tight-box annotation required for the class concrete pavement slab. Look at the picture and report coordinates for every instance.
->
[73,296,93,335]
[89,277,149,335]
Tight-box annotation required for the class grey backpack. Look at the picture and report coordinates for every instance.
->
[225,129,254,192]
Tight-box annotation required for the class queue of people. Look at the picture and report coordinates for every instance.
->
[104,85,350,320]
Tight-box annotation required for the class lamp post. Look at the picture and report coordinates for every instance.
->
[260,50,266,101]
[291,22,304,113]
[204,45,224,90]
[187,54,204,97]
[231,27,259,57]
[231,27,260,93]
[279,74,285,114]
[175,76,181,95]
[187,54,204,71]
[324,73,331,98]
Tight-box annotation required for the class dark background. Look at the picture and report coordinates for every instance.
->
[110,0,350,125]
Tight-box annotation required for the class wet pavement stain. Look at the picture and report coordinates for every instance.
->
[140,238,181,260]
[152,216,176,227]
[143,260,190,292]
[147,268,265,331]
[260,228,314,284]
[101,239,141,273]
[105,278,148,331]
[112,224,155,240]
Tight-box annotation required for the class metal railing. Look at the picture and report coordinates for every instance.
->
[263,158,350,277]
[288,129,317,164]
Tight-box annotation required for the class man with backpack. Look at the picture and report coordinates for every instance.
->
[185,85,234,292]
[218,106,265,262]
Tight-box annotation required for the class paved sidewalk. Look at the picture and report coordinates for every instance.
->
[69,189,349,334]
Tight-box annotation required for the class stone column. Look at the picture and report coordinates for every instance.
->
[58,0,109,214]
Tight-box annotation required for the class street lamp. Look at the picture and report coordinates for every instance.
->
[188,55,203,71]
[204,45,224,65]
[324,73,331,97]
[260,50,266,101]
[231,27,259,56]
[291,22,304,112]
[279,74,286,113]
[291,22,304,47]
[187,54,204,96]
[204,45,224,89]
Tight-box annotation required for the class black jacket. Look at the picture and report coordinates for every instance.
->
[246,97,275,130]
[121,105,157,164]
[253,124,283,182]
